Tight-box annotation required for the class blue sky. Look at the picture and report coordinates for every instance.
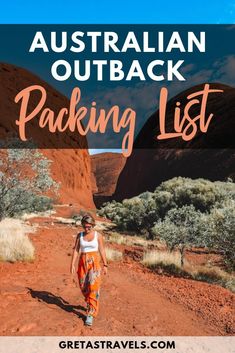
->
[0,1,235,24]
[1,1,234,155]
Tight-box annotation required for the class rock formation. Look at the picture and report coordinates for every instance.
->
[114,83,235,201]
[0,63,95,209]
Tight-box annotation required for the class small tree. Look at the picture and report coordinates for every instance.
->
[152,205,205,266]
[0,140,59,220]
[206,202,235,271]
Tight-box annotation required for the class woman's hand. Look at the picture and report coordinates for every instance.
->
[98,233,108,275]
[103,266,108,275]
[70,234,79,275]
[70,263,76,275]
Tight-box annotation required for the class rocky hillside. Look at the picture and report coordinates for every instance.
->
[91,152,126,196]
[0,63,94,209]
[91,152,126,208]
[114,83,235,201]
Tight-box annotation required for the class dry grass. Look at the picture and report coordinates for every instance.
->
[107,232,127,245]
[190,265,235,292]
[105,247,123,262]
[0,218,36,262]
[95,220,115,232]
[141,250,235,292]
[141,250,190,276]
[54,216,75,225]
[106,231,161,248]
[142,250,186,267]
[21,210,55,220]
[126,237,149,247]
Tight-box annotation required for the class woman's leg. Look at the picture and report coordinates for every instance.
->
[77,255,90,301]
[77,252,101,317]
[86,253,101,317]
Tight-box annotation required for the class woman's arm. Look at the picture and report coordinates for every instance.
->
[70,233,80,274]
[98,232,108,275]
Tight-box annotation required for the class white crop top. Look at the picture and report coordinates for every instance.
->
[79,231,99,253]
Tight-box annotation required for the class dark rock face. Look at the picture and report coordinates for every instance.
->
[91,152,126,196]
[91,152,126,207]
[114,83,235,201]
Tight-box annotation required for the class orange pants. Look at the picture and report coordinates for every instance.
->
[77,251,101,317]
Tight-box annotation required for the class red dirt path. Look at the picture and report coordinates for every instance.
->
[0,218,234,336]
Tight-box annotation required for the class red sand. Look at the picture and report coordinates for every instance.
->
[0,215,234,336]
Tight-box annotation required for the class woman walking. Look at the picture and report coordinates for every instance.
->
[70,214,108,326]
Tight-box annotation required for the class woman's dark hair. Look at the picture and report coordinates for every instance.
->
[81,214,96,227]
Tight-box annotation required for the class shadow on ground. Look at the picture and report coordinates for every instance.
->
[27,288,86,321]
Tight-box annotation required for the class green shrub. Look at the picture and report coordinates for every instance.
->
[152,205,206,265]
[205,202,235,271]
[98,177,235,265]
[0,142,59,220]
[98,193,160,236]
[155,177,234,213]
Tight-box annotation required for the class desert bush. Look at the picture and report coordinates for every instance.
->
[99,178,235,264]
[204,202,235,271]
[0,141,59,220]
[98,193,160,236]
[121,196,152,232]
[98,200,124,224]
[99,178,235,233]
[153,190,176,219]
[152,205,206,266]
[0,218,35,262]
[155,177,234,213]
